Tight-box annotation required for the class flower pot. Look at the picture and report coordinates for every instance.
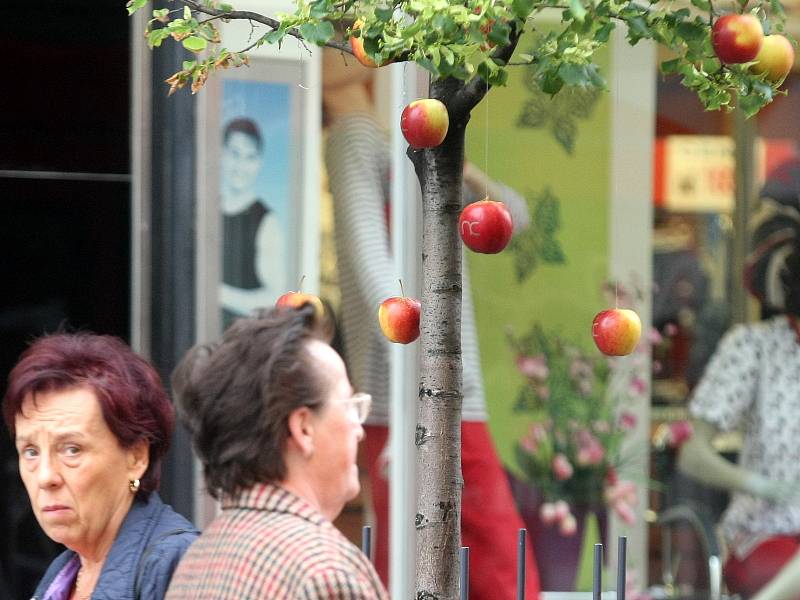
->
[506,469,608,591]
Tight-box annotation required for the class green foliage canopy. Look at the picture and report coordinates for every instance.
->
[128,0,792,115]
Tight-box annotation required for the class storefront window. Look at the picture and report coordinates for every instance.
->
[649,61,800,597]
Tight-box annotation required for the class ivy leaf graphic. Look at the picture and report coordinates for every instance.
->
[509,187,566,283]
[517,67,601,154]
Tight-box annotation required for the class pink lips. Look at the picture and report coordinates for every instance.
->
[42,504,70,513]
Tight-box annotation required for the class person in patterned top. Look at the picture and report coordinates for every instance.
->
[679,161,800,600]
[165,305,388,599]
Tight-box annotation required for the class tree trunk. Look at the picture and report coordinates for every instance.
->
[412,76,469,600]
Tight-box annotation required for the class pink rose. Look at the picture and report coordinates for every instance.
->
[630,377,648,395]
[619,412,637,431]
[516,354,549,381]
[576,430,605,466]
[552,454,574,480]
[539,502,558,525]
[553,500,570,522]
[668,420,694,448]
[559,512,577,536]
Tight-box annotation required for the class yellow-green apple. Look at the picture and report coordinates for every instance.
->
[712,13,764,64]
[400,99,449,149]
[750,34,795,83]
[591,308,642,356]
[349,20,392,68]
[378,296,421,344]
[275,291,324,320]
[458,199,513,254]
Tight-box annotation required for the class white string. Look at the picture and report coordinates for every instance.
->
[484,78,489,200]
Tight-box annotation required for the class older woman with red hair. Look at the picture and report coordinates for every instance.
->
[3,332,198,600]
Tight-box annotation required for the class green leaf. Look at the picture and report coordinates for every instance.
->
[558,63,588,86]
[183,5,192,20]
[488,21,511,46]
[676,21,705,41]
[541,70,564,95]
[441,45,455,66]
[594,21,615,43]
[660,58,681,74]
[309,0,330,19]
[585,63,605,87]
[126,0,148,16]
[625,16,649,44]
[689,0,710,10]
[511,0,535,19]
[265,28,287,44]
[375,7,393,22]
[569,0,587,22]
[182,36,208,52]
[299,21,334,45]
[147,28,171,48]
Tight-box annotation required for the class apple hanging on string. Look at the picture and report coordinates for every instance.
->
[349,20,392,68]
[400,99,449,149]
[711,13,764,64]
[378,282,421,344]
[275,277,325,320]
[750,34,795,83]
[459,199,513,254]
[592,308,642,356]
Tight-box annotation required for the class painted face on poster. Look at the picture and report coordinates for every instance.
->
[219,80,292,328]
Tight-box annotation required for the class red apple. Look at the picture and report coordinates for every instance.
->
[712,14,764,64]
[592,309,642,356]
[459,199,513,254]
[750,34,795,83]
[275,291,324,320]
[378,296,421,344]
[400,99,449,149]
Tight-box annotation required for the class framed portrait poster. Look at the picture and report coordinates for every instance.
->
[196,52,320,339]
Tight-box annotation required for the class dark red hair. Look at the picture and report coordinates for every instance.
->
[3,333,174,497]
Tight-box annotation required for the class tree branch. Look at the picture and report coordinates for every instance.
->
[181,0,352,53]
[449,24,523,120]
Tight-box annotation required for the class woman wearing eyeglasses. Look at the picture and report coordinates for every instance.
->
[165,304,387,600]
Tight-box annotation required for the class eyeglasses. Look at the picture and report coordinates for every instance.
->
[342,393,372,424]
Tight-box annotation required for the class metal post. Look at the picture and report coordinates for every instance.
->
[593,543,603,600]
[460,546,470,600]
[617,536,627,600]
[517,528,526,600]
[362,525,373,561]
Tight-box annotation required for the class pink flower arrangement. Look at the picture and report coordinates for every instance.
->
[509,303,649,535]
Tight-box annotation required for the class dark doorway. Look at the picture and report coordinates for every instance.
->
[0,3,130,598]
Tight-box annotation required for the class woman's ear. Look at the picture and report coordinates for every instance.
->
[127,440,150,481]
[287,407,316,458]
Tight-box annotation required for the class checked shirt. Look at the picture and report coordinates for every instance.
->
[165,482,388,599]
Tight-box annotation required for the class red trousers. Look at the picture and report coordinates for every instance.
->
[363,422,541,599]
[724,535,800,598]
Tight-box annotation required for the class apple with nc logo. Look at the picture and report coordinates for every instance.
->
[592,309,642,356]
[378,293,421,344]
[400,99,449,149]
[459,199,513,254]
[712,13,764,64]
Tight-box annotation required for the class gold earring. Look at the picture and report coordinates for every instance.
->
[129,479,141,494]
